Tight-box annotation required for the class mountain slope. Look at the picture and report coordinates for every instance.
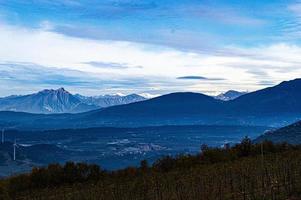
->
[0,89,146,114]
[81,79,301,127]
[0,92,226,129]
[0,88,97,114]
[229,79,301,114]
[255,120,301,144]
[104,92,222,114]
[76,79,301,127]
[86,92,224,119]
[66,92,225,128]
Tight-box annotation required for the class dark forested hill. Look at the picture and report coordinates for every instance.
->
[85,92,225,120]
[255,120,301,144]
[228,79,301,114]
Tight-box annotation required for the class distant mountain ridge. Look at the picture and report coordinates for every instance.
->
[87,79,301,123]
[0,88,146,114]
[0,79,301,130]
[215,90,248,101]
[0,88,94,114]
[75,93,146,108]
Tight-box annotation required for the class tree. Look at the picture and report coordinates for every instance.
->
[140,160,149,171]
[237,136,252,157]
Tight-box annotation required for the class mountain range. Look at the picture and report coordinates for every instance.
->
[75,93,146,108]
[0,88,146,114]
[0,88,245,114]
[1,79,301,130]
[81,79,301,126]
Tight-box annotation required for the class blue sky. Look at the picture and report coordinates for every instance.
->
[1,0,301,96]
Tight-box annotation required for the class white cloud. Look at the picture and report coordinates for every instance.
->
[288,2,301,16]
[0,22,301,96]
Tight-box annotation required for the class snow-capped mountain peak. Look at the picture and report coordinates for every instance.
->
[215,90,248,101]
[75,93,146,108]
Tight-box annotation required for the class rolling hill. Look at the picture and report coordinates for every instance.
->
[80,79,301,127]
[228,79,301,114]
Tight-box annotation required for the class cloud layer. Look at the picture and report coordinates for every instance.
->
[0,1,301,96]
[177,76,225,81]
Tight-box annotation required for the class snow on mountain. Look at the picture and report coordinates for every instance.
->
[0,88,147,114]
[0,88,97,114]
[215,90,248,101]
[75,93,146,108]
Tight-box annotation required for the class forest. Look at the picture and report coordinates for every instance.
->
[1,138,301,200]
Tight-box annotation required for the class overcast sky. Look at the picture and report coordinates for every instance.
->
[1,0,301,97]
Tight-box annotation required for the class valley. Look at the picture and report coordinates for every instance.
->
[0,125,269,177]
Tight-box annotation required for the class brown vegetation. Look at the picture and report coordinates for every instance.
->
[1,138,301,200]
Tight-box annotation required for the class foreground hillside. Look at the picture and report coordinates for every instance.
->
[2,139,301,200]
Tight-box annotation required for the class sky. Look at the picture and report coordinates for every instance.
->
[1,0,301,97]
